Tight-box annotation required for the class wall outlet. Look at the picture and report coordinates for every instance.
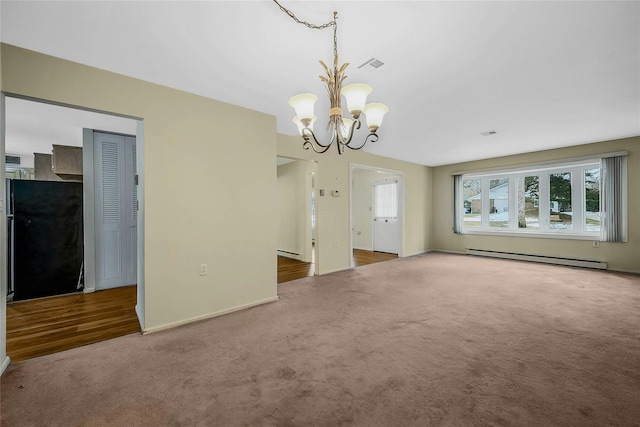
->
[592,241,600,248]
[200,264,208,276]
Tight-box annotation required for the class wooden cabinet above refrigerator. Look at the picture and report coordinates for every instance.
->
[52,144,83,179]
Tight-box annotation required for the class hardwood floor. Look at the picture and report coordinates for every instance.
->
[6,285,140,362]
[277,256,315,283]
[353,249,398,266]
[278,248,398,284]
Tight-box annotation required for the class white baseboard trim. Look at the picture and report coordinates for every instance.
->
[404,249,433,257]
[0,356,10,375]
[83,287,95,293]
[142,296,279,334]
[135,304,145,331]
[431,249,465,255]
[319,266,350,275]
[608,267,640,275]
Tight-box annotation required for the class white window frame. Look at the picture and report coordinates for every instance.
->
[460,159,601,240]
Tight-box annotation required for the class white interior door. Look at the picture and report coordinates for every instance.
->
[94,132,137,290]
[372,178,400,254]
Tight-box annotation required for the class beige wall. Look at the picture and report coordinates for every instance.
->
[352,169,375,250]
[1,44,278,332]
[278,134,432,274]
[432,136,640,273]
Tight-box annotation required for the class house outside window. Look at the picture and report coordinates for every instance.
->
[460,160,601,238]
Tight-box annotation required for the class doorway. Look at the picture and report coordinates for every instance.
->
[372,177,400,254]
[2,96,144,361]
[350,164,404,268]
[276,156,318,282]
[90,131,137,291]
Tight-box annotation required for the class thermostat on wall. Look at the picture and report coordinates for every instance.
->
[332,190,340,197]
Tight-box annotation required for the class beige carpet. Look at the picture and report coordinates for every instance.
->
[2,253,639,426]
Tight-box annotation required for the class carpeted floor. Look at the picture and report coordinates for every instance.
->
[2,252,639,426]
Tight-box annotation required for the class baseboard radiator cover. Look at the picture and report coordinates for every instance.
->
[466,248,607,270]
[277,250,301,260]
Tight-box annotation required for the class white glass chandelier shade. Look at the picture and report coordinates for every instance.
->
[292,115,317,135]
[340,83,372,118]
[340,118,354,139]
[363,103,389,132]
[288,93,318,124]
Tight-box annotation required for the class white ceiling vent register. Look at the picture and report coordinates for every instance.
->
[358,58,385,70]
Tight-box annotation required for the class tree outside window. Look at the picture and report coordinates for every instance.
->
[518,176,539,229]
[549,172,572,230]
[585,168,600,232]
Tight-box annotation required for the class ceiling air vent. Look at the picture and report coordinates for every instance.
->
[357,57,385,70]
[480,131,497,136]
[6,155,20,165]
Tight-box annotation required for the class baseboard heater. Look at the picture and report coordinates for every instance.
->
[277,250,301,260]
[465,249,607,270]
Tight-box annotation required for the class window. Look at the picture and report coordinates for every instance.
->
[549,172,572,230]
[489,179,509,228]
[518,175,539,229]
[458,159,608,238]
[584,168,600,232]
[463,179,481,228]
[374,181,398,220]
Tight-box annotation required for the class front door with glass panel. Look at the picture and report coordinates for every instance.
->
[372,179,399,254]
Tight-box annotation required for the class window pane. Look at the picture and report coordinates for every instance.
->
[518,176,539,229]
[549,172,572,230]
[490,178,509,228]
[585,168,600,232]
[463,179,481,228]
[374,182,398,219]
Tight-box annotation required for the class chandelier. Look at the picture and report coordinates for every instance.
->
[274,1,389,154]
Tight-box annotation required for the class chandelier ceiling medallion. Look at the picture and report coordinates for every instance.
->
[274,1,389,154]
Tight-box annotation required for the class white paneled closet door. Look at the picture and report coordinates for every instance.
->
[94,132,137,290]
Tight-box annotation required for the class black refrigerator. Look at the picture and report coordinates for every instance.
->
[11,179,83,301]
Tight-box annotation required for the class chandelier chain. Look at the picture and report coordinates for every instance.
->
[272,0,339,60]
[272,0,335,30]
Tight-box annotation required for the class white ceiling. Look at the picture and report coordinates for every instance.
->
[4,97,137,168]
[1,1,638,167]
